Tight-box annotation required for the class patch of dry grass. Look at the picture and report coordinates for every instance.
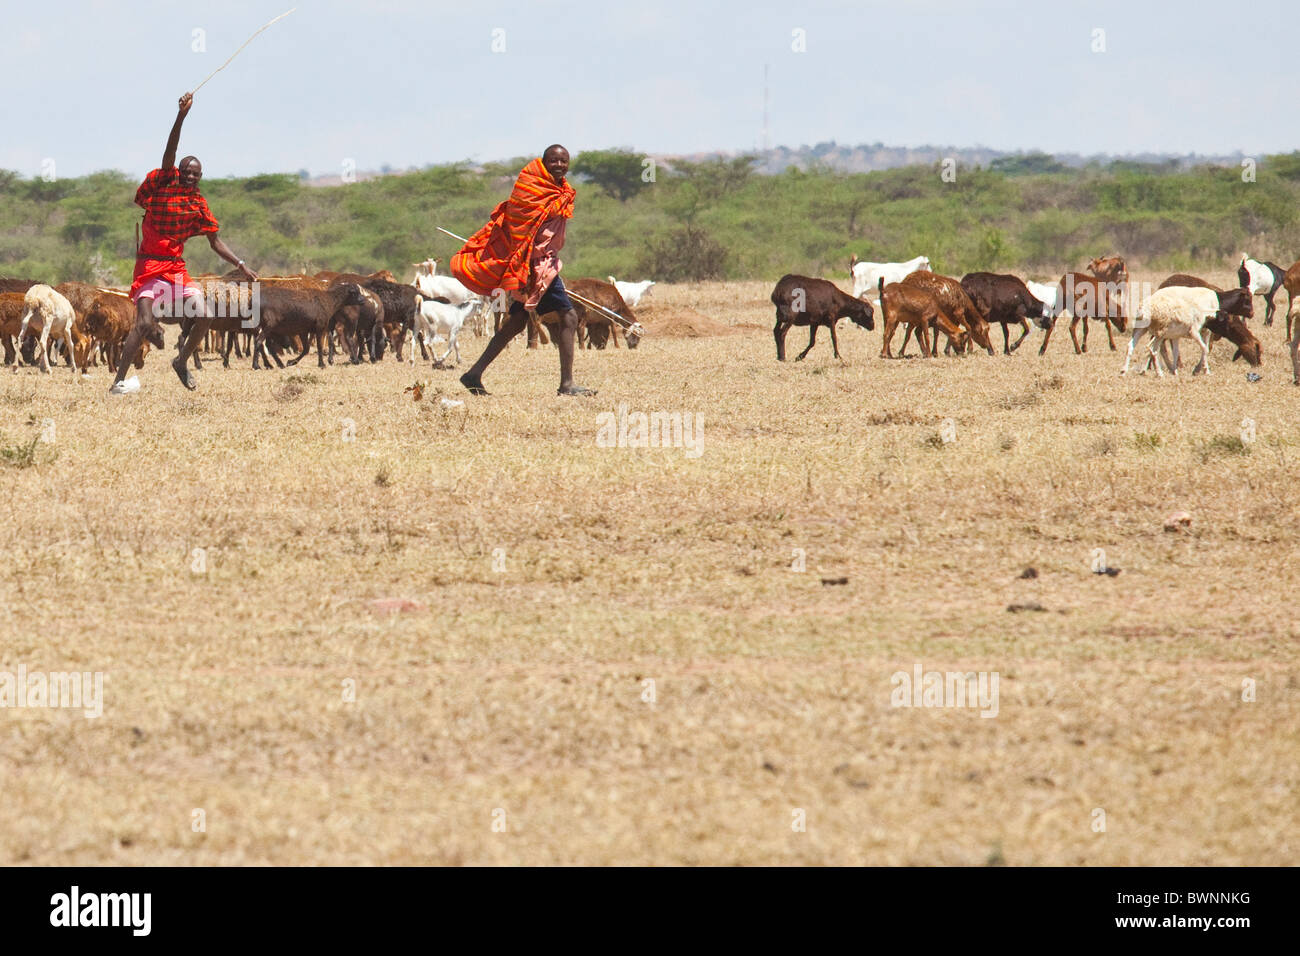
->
[1,277,1297,865]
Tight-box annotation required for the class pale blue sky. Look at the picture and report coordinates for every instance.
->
[4,0,1294,178]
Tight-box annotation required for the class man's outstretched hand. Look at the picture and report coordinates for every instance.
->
[178,92,193,117]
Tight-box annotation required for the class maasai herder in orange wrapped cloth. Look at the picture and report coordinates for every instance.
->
[452,145,595,397]
[110,92,258,395]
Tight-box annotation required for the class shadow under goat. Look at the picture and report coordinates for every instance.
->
[770,274,874,361]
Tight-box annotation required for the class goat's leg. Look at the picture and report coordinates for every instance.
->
[774,319,790,361]
[1264,291,1276,326]
[1289,321,1300,385]
[897,324,912,357]
[316,329,327,368]
[1104,316,1118,350]
[1038,316,1055,356]
[918,315,933,358]
[1071,316,1085,354]
[880,318,896,359]
[794,324,818,361]
[1001,322,1011,355]
[1008,318,1031,353]
[828,321,841,360]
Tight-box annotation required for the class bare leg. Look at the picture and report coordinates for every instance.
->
[112,297,161,388]
[555,307,593,395]
[461,302,527,394]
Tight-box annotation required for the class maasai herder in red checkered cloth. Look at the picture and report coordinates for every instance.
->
[111,92,259,394]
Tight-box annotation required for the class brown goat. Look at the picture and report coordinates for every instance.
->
[83,291,148,371]
[899,271,993,354]
[1040,273,1128,355]
[877,278,968,358]
[770,274,875,361]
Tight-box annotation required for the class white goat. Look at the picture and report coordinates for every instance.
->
[411,295,484,367]
[850,255,931,299]
[1237,253,1286,327]
[15,284,79,375]
[606,276,656,308]
[1121,285,1253,377]
[413,257,475,304]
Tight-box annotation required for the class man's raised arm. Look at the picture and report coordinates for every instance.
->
[162,93,193,170]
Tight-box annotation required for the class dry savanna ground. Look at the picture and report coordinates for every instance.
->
[1,275,1297,865]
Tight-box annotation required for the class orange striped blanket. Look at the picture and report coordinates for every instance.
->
[450,158,576,298]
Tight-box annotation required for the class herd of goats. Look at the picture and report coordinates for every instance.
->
[5,250,1300,384]
[773,253,1300,382]
[0,260,653,377]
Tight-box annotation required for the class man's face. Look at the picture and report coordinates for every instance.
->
[542,148,569,183]
[180,159,202,189]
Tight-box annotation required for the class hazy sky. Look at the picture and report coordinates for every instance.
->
[5,0,1295,179]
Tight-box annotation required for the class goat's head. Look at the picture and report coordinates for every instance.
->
[917,257,932,272]
[1218,287,1254,319]
[847,297,874,331]
[1237,260,1251,289]
[1211,314,1263,367]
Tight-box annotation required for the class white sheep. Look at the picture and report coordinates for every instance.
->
[1121,285,1254,377]
[14,284,80,375]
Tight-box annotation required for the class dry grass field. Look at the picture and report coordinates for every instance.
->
[1,274,1297,865]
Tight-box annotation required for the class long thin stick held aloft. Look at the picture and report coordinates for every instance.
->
[191,7,298,94]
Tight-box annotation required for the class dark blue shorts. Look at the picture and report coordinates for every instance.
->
[530,276,574,316]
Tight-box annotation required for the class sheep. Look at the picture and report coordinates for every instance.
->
[1121,286,1255,377]
[877,277,968,358]
[606,276,656,308]
[770,274,874,361]
[849,254,931,300]
[411,295,485,367]
[1237,254,1287,327]
[14,284,81,375]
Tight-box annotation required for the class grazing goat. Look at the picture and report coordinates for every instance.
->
[14,285,81,374]
[770,274,874,361]
[850,254,931,300]
[1121,286,1255,376]
[606,276,656,308]
[411,295,484,367]
[960,273,1044,354]
[900,271,993,354]
[1237,254,1287,327]
[253,283,366,369]
[877,278,968,358]
[83,291,146,371]
[1039,273,1128,355]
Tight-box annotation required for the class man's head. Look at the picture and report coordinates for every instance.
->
[179,156,202,189]
[542,145,569,184]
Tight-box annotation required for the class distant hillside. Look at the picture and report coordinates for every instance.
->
[304,142,1251,186]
